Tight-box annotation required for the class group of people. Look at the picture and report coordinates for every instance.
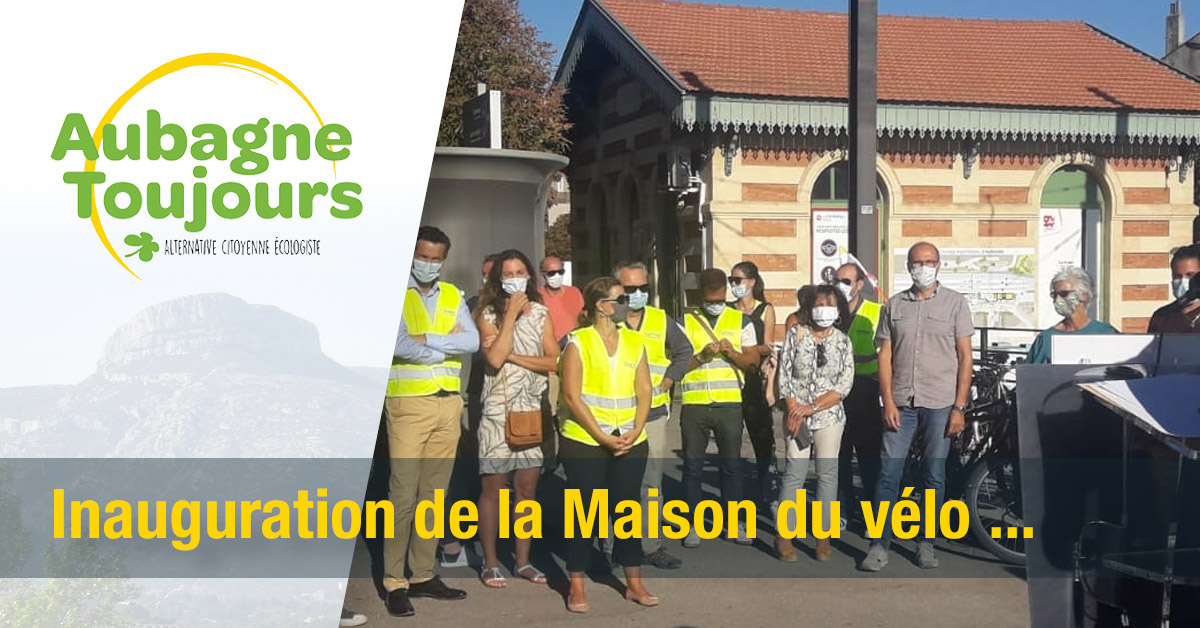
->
[371,225,1200,621]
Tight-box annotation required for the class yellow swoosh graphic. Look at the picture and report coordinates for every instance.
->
[86,53,329,278]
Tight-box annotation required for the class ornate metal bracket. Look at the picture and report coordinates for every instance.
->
[962,139,979,180]
[724,134,739,178]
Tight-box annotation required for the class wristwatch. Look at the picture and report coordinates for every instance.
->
[952,403,968,414]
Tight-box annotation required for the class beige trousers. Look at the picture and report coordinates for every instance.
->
[383,394,463,591]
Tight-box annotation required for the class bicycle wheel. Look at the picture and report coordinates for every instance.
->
[965,460,1025,565]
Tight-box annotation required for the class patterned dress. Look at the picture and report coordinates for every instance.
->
[777,325,855,431]
[477,301,549,474]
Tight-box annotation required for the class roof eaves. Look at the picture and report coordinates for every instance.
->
[588,0,688,94]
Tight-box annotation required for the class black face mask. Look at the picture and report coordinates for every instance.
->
[607,302,630,325]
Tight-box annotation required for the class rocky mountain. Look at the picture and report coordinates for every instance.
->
[0,294,390,458]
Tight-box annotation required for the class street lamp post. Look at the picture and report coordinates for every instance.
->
[849,0,879,284]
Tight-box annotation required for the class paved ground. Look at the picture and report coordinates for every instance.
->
[345,409,1030,626]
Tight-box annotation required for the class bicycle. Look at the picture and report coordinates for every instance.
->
[899,357,1025,564]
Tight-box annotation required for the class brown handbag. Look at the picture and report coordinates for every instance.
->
[499,366,543,448]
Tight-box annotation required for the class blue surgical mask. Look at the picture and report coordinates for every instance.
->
[704,302,726,317]
[628,290,649,310]
[412,259,442,284]
[731,284,750,300]
[1174,277,1192,300]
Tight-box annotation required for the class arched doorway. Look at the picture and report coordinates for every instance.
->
[1038,166,1105,326]
[809,161,888,296]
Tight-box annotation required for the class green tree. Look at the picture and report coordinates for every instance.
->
[0,462,32,577]
[545,213,572,261]
[439,0,569,153]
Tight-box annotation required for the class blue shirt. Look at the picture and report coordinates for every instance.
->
[1026,319,1119,364]
[393,276,480,365]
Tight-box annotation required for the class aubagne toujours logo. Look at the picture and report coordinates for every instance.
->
[49,53,361,278]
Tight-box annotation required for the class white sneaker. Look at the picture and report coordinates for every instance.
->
[439,544,471,568]
[916,542,940,569]
[858,545,889,572]
[735,522,754,545]
[683,529,701,548]
[340,608,368,627]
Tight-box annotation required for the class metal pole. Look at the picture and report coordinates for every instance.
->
[849,0,879,282]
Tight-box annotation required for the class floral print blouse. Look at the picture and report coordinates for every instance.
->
[777,324,856,431]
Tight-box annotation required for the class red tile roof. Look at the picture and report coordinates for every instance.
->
[597,0,1200,112]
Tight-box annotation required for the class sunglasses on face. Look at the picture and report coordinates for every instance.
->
[543,269,565,277]
[834,278,853,286]
[728,276,747,285]
[623,284,651,294]
[600,295,630,305]
[1050,290,1077,299]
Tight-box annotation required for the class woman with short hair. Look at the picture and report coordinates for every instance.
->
[1026,267,1118,364]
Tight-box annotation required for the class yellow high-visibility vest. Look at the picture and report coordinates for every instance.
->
[559,326,649,447]
[386,283,463,397]
[627,306,671,409]
[849,299,882,376]
[681,309,743,405]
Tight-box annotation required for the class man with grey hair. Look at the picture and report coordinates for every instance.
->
[1026,267,1118,364]
[860,241,974,572]
[600,261,694,569]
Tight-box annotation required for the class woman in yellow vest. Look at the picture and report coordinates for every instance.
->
[559,277,659,613]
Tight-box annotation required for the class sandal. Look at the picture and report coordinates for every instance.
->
[515,564,547,584]
[481,566,508,588]
[775,538,798,563]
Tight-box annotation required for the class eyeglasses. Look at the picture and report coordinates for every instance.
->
[816,343,827,369]
[543,269,565,277]
[600,295,630,305]
[728,276,747,285]
[1050,290,1077,299]
[909,260,939,269]
[623,284,651,294]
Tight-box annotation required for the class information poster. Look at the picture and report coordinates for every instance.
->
[812,207,849,284]
[892,247,1038,329]
[1037,208,1084,328]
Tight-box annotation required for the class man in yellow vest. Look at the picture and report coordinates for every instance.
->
[608,261,693,569]
[679,268,759,549]
[384,226,479,618]
[833,262,883,523]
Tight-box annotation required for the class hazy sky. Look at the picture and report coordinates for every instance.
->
[521,0,1186,63]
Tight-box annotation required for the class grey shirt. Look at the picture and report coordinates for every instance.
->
[876,284,974,409]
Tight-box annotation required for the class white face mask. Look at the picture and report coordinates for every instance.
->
[1173,277,1193,300]
[502,277,529,295]
[835,282,853,302]
[704,302,726,317]
[812,306,838,328]
[910,265,938,290]
[1053,293,1080,317]
[627,289,649,310]
[545,273,564,289]
[411,259,442,284]
[731,283,750,300]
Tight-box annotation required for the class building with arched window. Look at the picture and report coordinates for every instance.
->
[556,0,1200,336]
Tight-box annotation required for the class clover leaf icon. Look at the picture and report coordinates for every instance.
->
[123,232,160,262]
